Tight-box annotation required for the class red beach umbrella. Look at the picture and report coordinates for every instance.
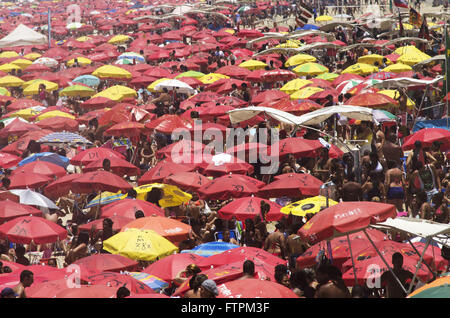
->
[8,171,53,190]
[138,160,195,185]
[70,147,125,166]
[163,171,211,192]
[72,254,139,273]
[218,196,283,221]
[197,174,265,200]
[0,152,22,169]
[143,253,205,282]
[44,173,82,200]
[82,156,140,176]
[79,215,134,234]
[85,271,155,295]
[0,216,67,244]
[270,137,322,159]
[298,202,397,245]
[252,89,289,105]
[104,121,147,138]
[71,171,132,194]
[144,115,192,134]
[217,279,299,298]
[0,200,42,223]
[35,116,79,132]
[12,161,66,179]
[402,128,450,151]
[54,285,118,298]
[100,199,165,219]
[258,173,324,198]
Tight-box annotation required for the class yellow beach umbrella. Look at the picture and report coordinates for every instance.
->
[199,73,230,84]
[276,40,302,49]
[378,90,414,108]
[76,36,92,42]
[316,15,333,22]
[11,107,42,120]
[342,63,378,75]
[0,75,24,87]
[280,78,313,95]
[0,63,21,73]
[394,45,423,56]
[67,57,92,67]
[0,51,19,58]
[0,87,10,96]
[147,78,170,92]
[22,79,58,95]
[23,53,41,61]
[238,60,268,70]
[358,54,391,66]
[11,59,32,69]
[281,196,338,217]
[382,63,412,73]
[397,52,431,66]
[285,53,316,68]
[108,34,131,44]
[59,84,96,97]
[223,28,235,34]
[316,72,339,81]
[290,86,324,100]
[134,183,192,208]
[37,110,75,121]
[102,228,178,261]
[92,65,132,79]
[293,62,328,76]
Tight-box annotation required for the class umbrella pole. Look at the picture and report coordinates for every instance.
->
[405,237,436,280]
[362,229,408,295]
[346,233,358,285]
[406,237,432,295]
[95,190,101,220]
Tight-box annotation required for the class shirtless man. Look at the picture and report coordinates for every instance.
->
[382,134,404,168]
[286,223,310,270]
[12,270,34,298]
[381,253,415,298]
[314,264,350,298]
[264,222,286,260]
[236,260,257,280]
[340,181,363,201]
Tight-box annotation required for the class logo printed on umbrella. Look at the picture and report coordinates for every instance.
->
[334,208,362,220]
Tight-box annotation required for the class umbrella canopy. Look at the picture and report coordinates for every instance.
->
[59,85,96,97]
[0,152,22,169]
[79,215,133,234]
[133,183,192,208]
[103,228,178,262]
[342,63,379,75]
[285,53,317,67]
[100,198,165,219]
[281,195,339,217]
[54,285,117,298]
[73,253,139,273]
[402,128,450,151]
[0,200,42,223]
[37,132,92,146]
[12,160,66,179]
[217,279,299,298]
[218,196,283,221]
[163,171,211,192]
[70,147,125,166]
[258,173,324,198]
[293,62,328,76]
[83,156,140,176]
[197,174,265,200]
[181,241,239,257]
[408,276,450,298]
[122,215,192,244]
[154,79,195,94]
[8,171,53,190]
[143,253,205,282]
[144,114,192,134]
[298,202,397,245]
[18,152,70,168]
[71,171,132,194]
[138,160,195,185]
[126,272,169,293]
[0,216,66,244]
[92,65,132,79]
[84,271,155,295]
[270,137,322,159]
[345,92,398,108]
[9,189,59,209]
[36,116,80,133]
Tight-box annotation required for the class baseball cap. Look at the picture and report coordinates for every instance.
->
[1,287,17,298]
[201,279,219,296]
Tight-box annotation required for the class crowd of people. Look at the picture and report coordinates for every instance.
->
[0,0,448,299]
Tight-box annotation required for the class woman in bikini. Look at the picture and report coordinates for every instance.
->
[385,160,406,212]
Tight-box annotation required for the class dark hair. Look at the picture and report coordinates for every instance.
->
[76,231,90,246]
[127,189,137,199]
[189,274,208,293]
[274,270,288,284]
[351,284,369,298]
[20,270,33,282]
[243,260,255,276]
[15,245,26,256]
[135,210,145,219]
[116,286,130,298]
[2,178,10,188]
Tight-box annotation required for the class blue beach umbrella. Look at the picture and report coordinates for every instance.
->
[18,152,70,168]
[73,75,100,88]
[37,131,92,145]
[180,241,239,257]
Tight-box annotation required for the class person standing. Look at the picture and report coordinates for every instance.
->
[12,270,34,298]
[380,253,415,298]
